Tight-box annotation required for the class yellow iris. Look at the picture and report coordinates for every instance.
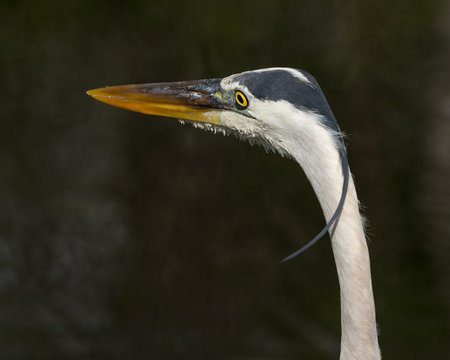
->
[235,90,248,108]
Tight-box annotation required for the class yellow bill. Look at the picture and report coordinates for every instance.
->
[87,78,224,125]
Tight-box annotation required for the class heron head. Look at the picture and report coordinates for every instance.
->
[87,67,342,156]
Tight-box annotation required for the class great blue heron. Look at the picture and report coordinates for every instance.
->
[87,67,381,359]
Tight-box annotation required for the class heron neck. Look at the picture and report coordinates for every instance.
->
[287,125,381,359]
[325,173,380,360]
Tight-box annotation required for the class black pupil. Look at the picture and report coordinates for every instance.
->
[237,94,244,104]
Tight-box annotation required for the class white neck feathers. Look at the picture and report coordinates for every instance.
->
[266,108,381,359]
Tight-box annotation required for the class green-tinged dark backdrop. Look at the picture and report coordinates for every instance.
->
[1,0,448,359]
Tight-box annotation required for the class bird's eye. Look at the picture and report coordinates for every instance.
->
[235,90,249,109]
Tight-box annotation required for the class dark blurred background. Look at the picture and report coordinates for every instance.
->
[1,0,449,359]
